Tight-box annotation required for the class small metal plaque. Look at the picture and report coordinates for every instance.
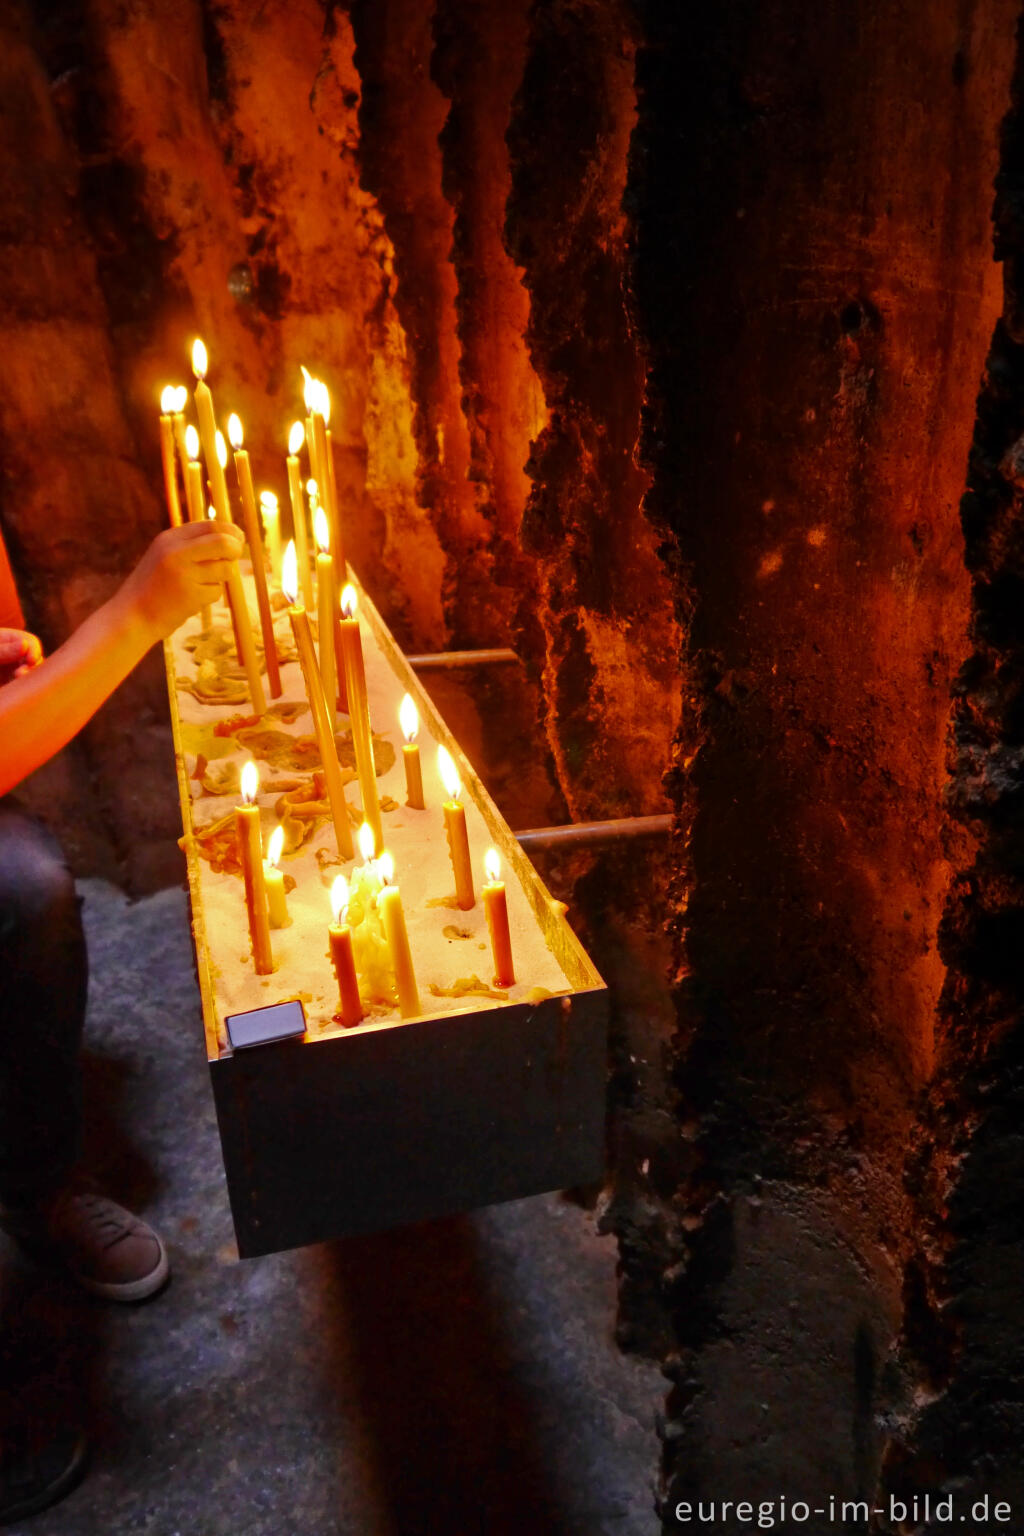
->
[225,999,306,1051]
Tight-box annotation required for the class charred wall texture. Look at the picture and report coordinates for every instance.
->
[879,22,1024,1519]
[628,0,1018,1522]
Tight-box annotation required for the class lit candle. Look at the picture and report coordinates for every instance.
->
[282,542,354,860]
[377,852,420,1019]
[183,425,204,523]
[338,584,383,855]
[286,421,314,612]
[312,500,338,727]
[235,760,273,975]
[482,848,515,987]
[303,369,344,585]
[301,366,325,487]
[229,413,281,700]
[438,745,474,910]
[399,693,424,808]
[170,386,189,483]
[326,424,341,571]
[308,481,346,712]
[190,339,232,523]
[260,490,282,587]
[346,823,391,999]
[263,823,291,930]
[158,386,183,526]
[184,429,212,631]
[190,340,265,712]
[329,874,364,1028]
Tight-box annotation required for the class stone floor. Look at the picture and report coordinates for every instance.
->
[0,878,664,1535]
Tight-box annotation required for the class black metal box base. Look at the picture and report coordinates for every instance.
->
[211,991,607,1257]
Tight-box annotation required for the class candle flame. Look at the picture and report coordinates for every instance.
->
[191,337,208,380]
[207,507,216,520]
[288,420,305,456]
[305,478,319,503]
[227,412,243,450]
[340,583,357,619]
[399,693,418,743]
[301,366,331,423]
[282,541,298,605]
[267,824,285,869]
[259,489,279,509]
[437,744,461,802]
[160,384,177,413]
[314,506,330,553]
[314,379,331,425]
[173,385,188,413]
[215,430,228,468]
[185,424,200,460]
[330,873,349,926]
[378,851,395,886]
[357,821,375,863]
[240,759,259,805]
[485,847,501,884]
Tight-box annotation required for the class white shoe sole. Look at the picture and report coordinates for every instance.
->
[75,1238,171,1303]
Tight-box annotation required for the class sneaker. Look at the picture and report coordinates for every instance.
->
[0,1424,88,1526]
[2,1184,170,1303]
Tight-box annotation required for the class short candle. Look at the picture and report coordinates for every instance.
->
[482,847,515,987]
[329,874,364,1028]
[377,852,421,1019]
[263,823,291,929]
[399,693,424,809]
[438,745,474,910]
[235,760,274,975]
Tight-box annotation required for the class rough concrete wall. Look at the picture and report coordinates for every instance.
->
[880,19,1024,1518]
[2,0,441,886]
[627,0,1019,1521]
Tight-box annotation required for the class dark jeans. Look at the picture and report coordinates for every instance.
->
[0,807,87,1207]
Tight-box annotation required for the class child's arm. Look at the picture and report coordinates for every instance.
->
[0,520,245,797]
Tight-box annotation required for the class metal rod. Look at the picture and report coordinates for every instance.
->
[514,815,673,852]
[407,648,519,670]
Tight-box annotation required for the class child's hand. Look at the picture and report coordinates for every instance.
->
[0,628,43,685]
[121,521,247,640]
